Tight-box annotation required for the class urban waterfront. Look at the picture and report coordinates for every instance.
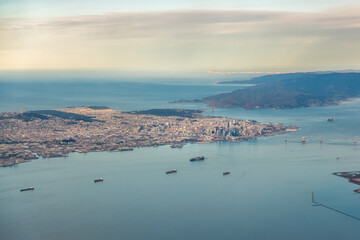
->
[1,82,360,239]
[0,106,294,166]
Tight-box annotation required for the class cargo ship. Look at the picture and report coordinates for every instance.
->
[94,178,104,183]
[166,169,177,174]
[190,156,205,162]
[223,171,230,175]
[20,187,34,192]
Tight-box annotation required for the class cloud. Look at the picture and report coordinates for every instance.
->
[1,7,359,38]
[0,6,360,70]
[0,10,286,40]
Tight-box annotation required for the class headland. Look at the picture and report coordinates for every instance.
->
[185,72,360,109]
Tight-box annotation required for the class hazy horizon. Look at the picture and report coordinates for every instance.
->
[1,1,360,73]
[1,69,359,83]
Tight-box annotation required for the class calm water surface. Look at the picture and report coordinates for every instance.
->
[1,81,360,240]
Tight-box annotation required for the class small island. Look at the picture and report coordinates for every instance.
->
[200,72,360,109]
[0,106,297,167]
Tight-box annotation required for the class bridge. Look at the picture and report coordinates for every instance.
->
[278,135,360,144]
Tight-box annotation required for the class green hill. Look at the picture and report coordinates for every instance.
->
[202,73,360,109]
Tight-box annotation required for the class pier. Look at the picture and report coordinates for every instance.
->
[312,192,360,221]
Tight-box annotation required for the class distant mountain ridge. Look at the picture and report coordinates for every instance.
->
[202,72,360,109]
[218,70,360,85]
[218,72,314,85]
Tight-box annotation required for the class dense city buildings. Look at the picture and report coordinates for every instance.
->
[0,106,297,167]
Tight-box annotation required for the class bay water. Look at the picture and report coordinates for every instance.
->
[1,81,360,240]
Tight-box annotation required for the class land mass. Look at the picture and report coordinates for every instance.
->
[200,73,360,109]
[127,109,203,118]
[218,72,316,85]
[218,70,360,85]
[333,171,360,193]
[0,106,296,167]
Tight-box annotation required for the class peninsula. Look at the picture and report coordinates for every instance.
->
[200,72,360,109]
[333,171,360,193]
[0,106,296,167]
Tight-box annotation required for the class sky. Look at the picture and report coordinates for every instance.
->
[0,0,360,74]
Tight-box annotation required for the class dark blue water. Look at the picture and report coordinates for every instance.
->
[1,81,360,240]
[0,81,240,112]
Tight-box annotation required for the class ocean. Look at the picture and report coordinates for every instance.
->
[1,80,360,240]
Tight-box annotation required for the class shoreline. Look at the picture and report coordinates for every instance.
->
[0,106,297,167]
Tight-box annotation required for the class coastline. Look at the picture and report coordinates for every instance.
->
[0,106,297,167]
